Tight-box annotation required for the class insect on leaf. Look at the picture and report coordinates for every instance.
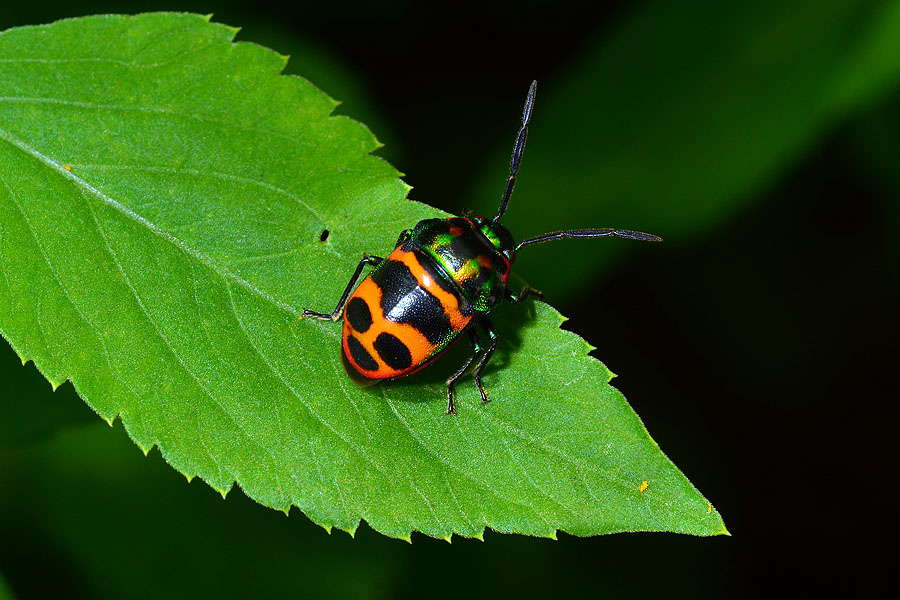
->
[0,13,725,539]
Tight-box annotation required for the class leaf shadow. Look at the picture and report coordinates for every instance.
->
[384,297,541,406]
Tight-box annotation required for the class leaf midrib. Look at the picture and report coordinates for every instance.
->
[0,95,306,145]
[0,125,300,315]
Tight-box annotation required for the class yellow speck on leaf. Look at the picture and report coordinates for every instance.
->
[62,164,72,171]
[708,503,712,513]
[639,480,648,492]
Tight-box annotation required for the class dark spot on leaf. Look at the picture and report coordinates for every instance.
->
[319,229,330,242]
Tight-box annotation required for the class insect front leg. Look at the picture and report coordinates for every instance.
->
[445,326,485,414]
[505,285,543,304]
[302,254,383,321]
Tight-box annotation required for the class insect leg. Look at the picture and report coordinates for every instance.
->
[504,285,543,304]
[394,229,412,248]
[445,326,484,414]
[301,254,383,321]
[472,318,498,404]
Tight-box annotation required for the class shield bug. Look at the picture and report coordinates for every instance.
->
[302,81,661,413]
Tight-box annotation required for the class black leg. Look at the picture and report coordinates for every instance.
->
[394,229,412,248]
[505,284,543,304]
[302,254,382,321]
[472,318,498,404]
[445,327,484,414]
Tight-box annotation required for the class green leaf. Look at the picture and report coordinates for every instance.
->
[473,0,900,297]
[0,13,724,539]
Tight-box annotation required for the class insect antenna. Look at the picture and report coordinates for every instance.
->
[515,228,663,253]
[494,80,537,223]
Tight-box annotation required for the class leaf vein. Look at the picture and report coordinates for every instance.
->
[81,186,278,483]
[0,128,305,320]
[0,169,138,401]
[70,163,326,224]
[0,96,303,144]
[224,279,391,482]
[474,408,620,486]
[383,395,549,524]
[496,434,582,520]
[0,56,195,70]
[442,472,479,535]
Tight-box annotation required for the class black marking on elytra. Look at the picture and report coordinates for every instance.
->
[374,332,412,370]
[345,297,372,333]
[450,228,485,261]
[373,258,454,343]
[347,335,378,371]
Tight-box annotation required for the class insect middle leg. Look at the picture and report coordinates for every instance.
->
[301,254,383,321]
[445,326,486,414]
[445,318,499,413]
[471,318,498,404]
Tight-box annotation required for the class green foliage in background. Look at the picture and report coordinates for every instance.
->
[481,0,900,296]
[0,571,13,600]
[0,13,724,539]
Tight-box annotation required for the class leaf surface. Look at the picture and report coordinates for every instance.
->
[0,13,724,539]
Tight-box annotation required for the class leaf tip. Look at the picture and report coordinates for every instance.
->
[207,14,240,40]
[708,505,730,536]
[317,522,334,535]
[332,520,359,538]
